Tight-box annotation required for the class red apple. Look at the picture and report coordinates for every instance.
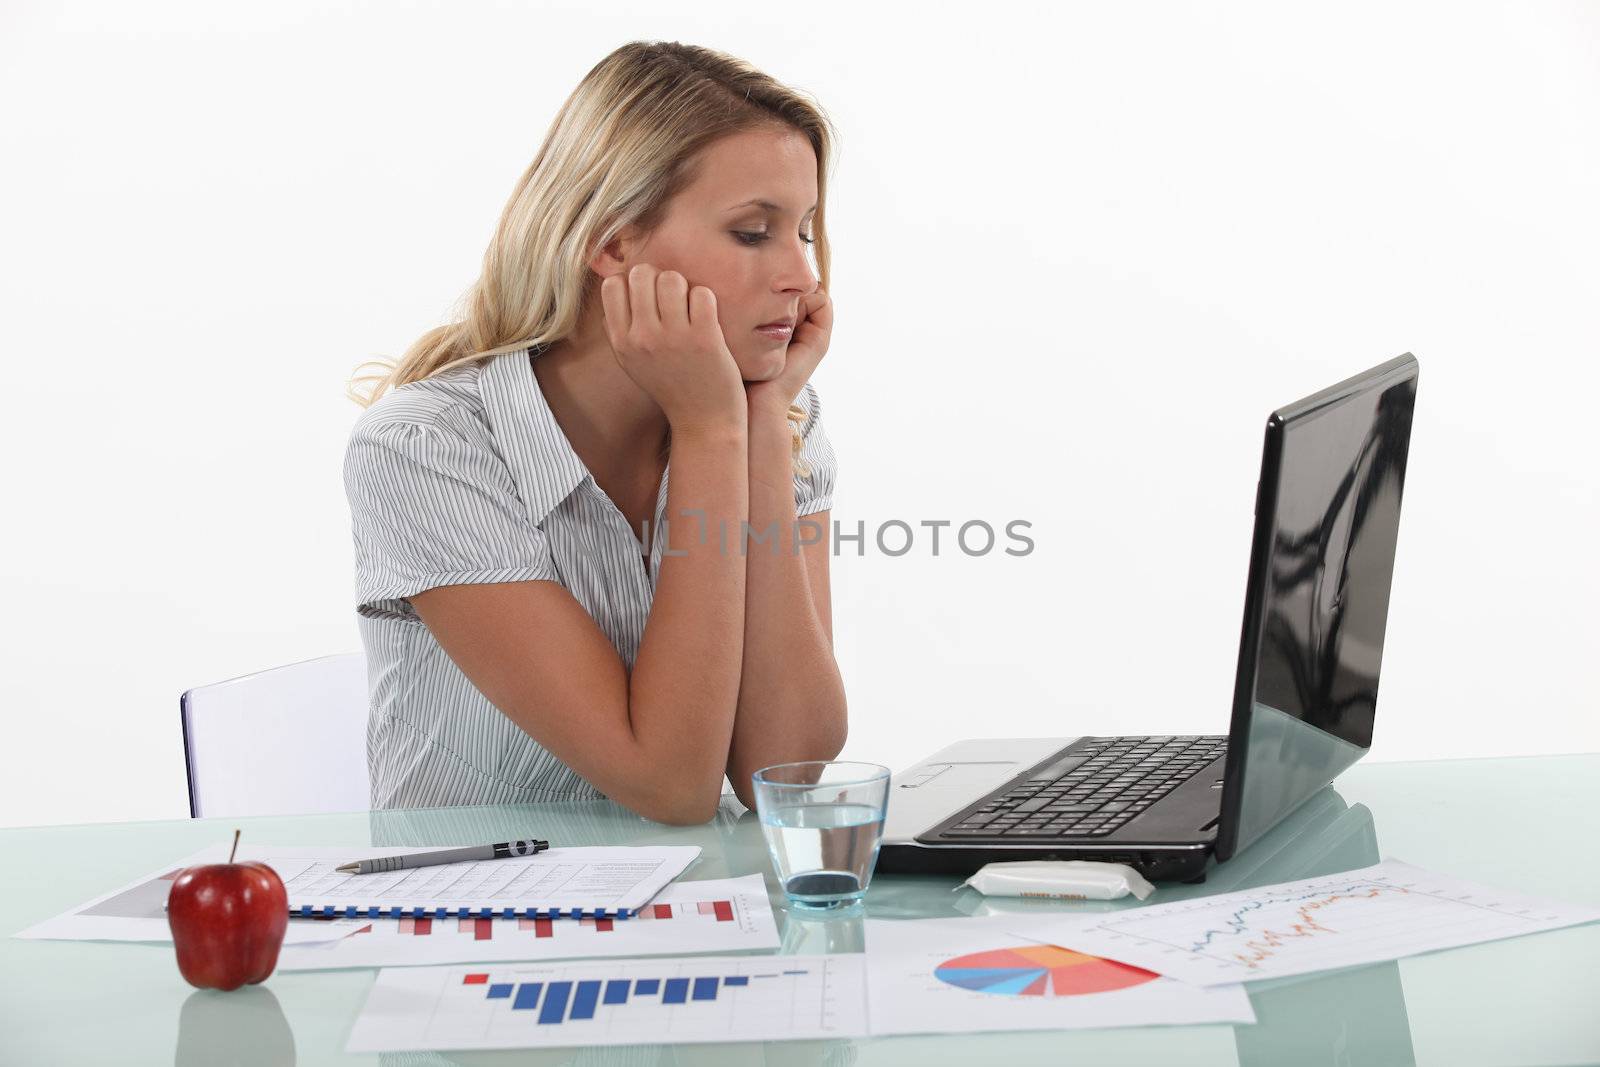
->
[167,831,288,991]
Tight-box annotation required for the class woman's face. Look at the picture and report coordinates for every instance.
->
[620,126,820,383]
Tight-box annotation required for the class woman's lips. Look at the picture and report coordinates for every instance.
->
[755,323,794,340]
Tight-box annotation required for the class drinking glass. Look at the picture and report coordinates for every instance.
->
[752,761,891,911]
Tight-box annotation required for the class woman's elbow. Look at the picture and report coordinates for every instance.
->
[631,779,723,826]
[650,799,721,826]
[824,690,849,757]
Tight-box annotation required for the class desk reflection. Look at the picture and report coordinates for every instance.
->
[1215,788,1416,1066]
[373,1042,857,1067]
[175,985,296,1067]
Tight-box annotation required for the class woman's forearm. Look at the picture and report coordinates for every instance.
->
[628,419,751,823]
[726,405,848,809]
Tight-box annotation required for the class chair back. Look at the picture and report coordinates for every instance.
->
[180,652,370,818]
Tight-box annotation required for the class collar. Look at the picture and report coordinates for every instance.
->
[479,346,589,525]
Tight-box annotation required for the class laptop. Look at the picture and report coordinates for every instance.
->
[877,354,1420,883]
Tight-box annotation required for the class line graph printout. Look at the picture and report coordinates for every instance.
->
[278,874,778,970]
[1020,859,1600,986]
[345,954,867,1052]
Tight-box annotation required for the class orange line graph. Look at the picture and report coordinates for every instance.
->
[1229,885,1411,967]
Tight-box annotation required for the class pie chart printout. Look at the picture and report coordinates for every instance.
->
[934,944,1159,996]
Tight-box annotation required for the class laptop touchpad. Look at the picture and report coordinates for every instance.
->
[899,762,1019,790]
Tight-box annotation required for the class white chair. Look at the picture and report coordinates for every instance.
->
[180,652,371,818]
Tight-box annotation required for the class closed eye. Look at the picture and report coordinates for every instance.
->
[734,231,815,246]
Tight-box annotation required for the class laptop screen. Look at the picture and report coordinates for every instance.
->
[1218,355,1418,860]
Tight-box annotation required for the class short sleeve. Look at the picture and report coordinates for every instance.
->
[793,380,837,517]
[344,416,561,620]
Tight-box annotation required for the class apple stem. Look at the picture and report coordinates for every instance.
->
[229,828,240,864]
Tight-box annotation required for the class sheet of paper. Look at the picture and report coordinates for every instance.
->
[14,843,364,945]
[1018,858,1600,987]
[277,874,778,971]
[863,915,1254,1036]
[284,845,701,915]
[345,953,868,1053]
[14,843,701,945]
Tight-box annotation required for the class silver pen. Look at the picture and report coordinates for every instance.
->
[336,838,550,875]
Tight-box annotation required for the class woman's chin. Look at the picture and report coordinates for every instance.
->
[735,348,787,383]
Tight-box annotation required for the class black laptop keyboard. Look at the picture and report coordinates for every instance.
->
[935,735,1229,839]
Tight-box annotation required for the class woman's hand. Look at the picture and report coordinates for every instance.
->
[600,264,748,433]
[744,287,832,420]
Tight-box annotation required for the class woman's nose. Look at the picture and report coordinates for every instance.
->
[776,237,817,293]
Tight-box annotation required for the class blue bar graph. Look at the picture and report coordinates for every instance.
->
[471,968,811,1026]
[569,981,602,1020]
[538,981,571,1025]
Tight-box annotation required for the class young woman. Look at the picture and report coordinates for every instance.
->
[343,41,846,824]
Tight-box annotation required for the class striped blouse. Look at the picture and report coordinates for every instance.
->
[343,345,837,810]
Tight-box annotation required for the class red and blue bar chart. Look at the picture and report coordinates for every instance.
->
[461,967,804,1025]
[386,897,737,941]
[278,875,780,972]
[346,955,868,1051]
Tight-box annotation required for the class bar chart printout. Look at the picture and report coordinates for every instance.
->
[278,874,779,971]
[1020,859,1600,987]
[345,954,868,1052]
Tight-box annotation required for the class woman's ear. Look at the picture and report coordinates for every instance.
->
[588,223,642,279]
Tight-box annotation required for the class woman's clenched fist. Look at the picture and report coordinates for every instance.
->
[600,264,747,433]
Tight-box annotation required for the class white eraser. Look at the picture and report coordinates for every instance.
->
[958,859,1155,901]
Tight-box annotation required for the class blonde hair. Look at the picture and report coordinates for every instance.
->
[346,40,836,477]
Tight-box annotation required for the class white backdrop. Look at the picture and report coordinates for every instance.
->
[2,0,1595,829]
